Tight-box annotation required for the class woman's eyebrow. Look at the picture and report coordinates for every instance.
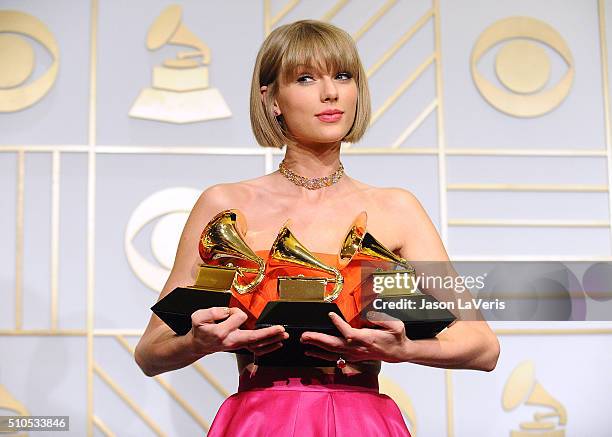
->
[293,63,331,74]
[294,64,318,73]
[289,61,350,79]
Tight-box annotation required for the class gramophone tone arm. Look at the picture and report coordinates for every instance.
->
[231,257,266,294]
[177,43,211,64]
[235,267,261,274]
[397,259,416,273]
[323,269,344,302]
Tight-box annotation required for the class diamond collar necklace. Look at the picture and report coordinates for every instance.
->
[278,158,344,190]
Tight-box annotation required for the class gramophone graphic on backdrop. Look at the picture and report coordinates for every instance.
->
[151,209,455,366]
[129,5,231,123]
[503,361,567,437]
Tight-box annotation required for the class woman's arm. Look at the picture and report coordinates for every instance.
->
[134,185,287,377]
[134,185,221,376]
[389,188,500,371]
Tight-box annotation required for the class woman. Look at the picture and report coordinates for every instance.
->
[135,20,500,436]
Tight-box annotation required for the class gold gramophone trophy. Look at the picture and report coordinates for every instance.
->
[340,211,455,339]
[151,209,265,335]
[254,219,347,366]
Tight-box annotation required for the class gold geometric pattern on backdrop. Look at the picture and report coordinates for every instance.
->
[266,0,439,150]
[451,14,605,234]
[93,335,226,435]
[0,384,29,435]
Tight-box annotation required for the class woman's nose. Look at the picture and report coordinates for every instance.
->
[321,76,339,102]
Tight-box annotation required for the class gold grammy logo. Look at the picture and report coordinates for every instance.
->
[129,4,231,124]
[503,361,567,436]
[0,384,29,436]
[0,10,59,112]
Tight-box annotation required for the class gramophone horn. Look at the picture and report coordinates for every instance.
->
[339,210,415,273]
[503,361,567,426]
[199,209,265,294]
[269,220,344,302]
[146,5,211,65]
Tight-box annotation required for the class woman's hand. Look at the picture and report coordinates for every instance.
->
[189,307,289,357]
[301,311,415,363]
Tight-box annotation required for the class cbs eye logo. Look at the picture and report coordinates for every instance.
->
[124,187,200,291]
[0,10,59,112]
[471,16,574,118]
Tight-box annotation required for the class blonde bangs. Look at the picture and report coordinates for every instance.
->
[278,25,361,85]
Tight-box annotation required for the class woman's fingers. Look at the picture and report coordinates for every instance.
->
[366,311,405,333]
[227,325,287,349]
[327,312,359,341]
[300,332,347,352]
[303,349,338,362]
[251,342,284,356]
[191,307,231,325]
[215,308,249,337]
[246,332,288,350]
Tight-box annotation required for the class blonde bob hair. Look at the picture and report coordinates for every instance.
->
[250,20,371,149]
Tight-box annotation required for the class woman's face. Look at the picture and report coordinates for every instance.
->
[267,65,358,147]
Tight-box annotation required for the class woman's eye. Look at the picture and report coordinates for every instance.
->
[296,72,352,83]
[297,74,314,83]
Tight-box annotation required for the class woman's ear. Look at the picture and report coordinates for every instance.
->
[260,85,281,116]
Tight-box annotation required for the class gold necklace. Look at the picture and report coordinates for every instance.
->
[278,159,344,190]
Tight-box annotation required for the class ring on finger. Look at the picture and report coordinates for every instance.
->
[336,356,347,369]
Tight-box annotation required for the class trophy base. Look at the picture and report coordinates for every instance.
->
[255,301,345,367]
[364,294,456,340]
[129,87,232,123]
[151,287,232,336]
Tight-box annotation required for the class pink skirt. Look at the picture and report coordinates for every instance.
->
[207,368,412,437]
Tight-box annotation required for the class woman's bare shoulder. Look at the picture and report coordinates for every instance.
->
[377,186,421,207]
[189,182,246,221]
[350,180,422,210]
[190,176,274,217]
[198,180,253,202]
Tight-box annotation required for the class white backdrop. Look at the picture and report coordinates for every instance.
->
[1,0,611,436]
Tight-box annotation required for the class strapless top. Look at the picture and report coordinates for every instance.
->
[227,250,375,329]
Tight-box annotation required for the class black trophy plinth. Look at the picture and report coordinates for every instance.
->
[152,286,252,355]
[151,287,232,336]
[254,301,345,366]
[152,264,243,336]
[363,293,456,340]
